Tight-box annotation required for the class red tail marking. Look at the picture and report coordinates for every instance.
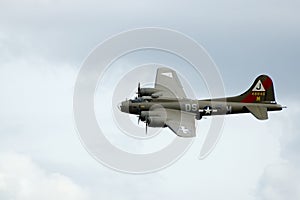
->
[241,77,273,103]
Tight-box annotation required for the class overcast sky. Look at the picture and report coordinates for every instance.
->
[0,0,299,200]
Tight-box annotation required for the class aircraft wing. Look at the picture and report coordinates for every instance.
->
[154,67,187,99]
[165,109,196,137]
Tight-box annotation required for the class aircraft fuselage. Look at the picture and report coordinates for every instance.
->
[120,97,283,119]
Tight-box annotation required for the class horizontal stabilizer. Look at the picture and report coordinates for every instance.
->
[245,105,268,120]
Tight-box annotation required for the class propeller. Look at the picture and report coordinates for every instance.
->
[136,108,149,135]
[137,105,142,124]
[146,121,148,135]
[145,117,150,135]
[136,82,141,97]
[137,116,148,135]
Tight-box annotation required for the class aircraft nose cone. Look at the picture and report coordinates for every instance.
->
[118,100,129,113]
[117,103,122,111]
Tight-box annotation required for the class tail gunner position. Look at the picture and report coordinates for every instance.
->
[118,68,285,137]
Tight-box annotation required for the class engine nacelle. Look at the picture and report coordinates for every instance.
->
[147,117,166,127]
[139,88,159,97]
[140,111,160,121]
[139,111,150,121]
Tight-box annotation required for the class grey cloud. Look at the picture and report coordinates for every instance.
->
[0,0,299,69]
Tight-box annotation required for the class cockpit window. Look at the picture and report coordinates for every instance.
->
[130,97,145,103]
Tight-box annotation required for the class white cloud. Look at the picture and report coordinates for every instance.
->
[256,162,300,200]
[255,100,300,200]
[0,152,90,200]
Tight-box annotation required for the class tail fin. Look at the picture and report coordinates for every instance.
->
[228,75,276,103]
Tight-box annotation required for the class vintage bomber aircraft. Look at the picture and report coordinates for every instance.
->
[118,68,285,137]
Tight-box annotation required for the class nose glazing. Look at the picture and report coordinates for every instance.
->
[118,100,129,113]
[117,103,122,111]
